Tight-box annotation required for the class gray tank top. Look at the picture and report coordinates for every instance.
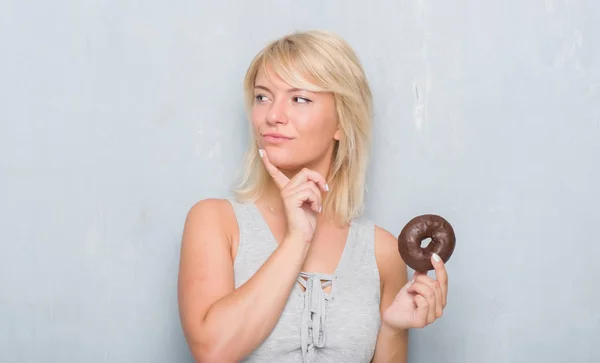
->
[227,199,382,363]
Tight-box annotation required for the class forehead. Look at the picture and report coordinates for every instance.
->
[254,61,323,92]
[254,65,289,88]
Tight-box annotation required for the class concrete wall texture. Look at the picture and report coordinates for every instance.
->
[1,1,598,362]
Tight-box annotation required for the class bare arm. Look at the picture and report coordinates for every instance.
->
[371,226,409,363]
[177,199,309,363]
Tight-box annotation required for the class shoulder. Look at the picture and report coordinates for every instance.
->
[186,198,234,219]
[373,225,408,292]
[182,198,239,248]
[185,198,235,226]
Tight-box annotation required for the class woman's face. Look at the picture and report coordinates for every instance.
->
[251,65,341,173]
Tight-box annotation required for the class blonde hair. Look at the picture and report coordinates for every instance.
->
[233,30,373,225]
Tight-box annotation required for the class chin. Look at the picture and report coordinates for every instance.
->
[263,146,306,171]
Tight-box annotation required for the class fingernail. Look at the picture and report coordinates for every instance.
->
[318,205,323,213]
[406,279,414,288]
[258,149,264,158]
[325,183,329,191]
[432,253,441,262]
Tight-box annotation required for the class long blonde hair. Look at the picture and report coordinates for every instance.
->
[233,30,373,225]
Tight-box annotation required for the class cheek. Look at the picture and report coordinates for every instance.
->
[294,116,336,151]
[300,108,337,136]
[251,107,264,129]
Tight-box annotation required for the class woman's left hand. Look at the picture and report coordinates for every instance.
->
[381,253,448,330]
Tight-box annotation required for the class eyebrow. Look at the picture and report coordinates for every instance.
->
[254,85,308,93]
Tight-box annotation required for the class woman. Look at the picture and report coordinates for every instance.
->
[178,30,448,363]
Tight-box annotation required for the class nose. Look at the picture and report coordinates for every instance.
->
[265,99,289,125]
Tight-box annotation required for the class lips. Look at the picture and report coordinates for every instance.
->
[262,133,292,143]
[262,133,291,139]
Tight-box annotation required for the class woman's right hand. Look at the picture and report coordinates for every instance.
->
[259,149,329,243]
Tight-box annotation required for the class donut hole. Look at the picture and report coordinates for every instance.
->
[420,237,432,248]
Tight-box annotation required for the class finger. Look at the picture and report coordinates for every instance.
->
[413,294,429,328]
[431,253,448,307]
[401,276,415,292]
[287,168,329,192]
[286,187,321,213]
[284,182,322,211]
[407,282,436,324]
[412,269,427,279]
[259,148,289,189]
[414,274,443,318]
[411,270,429,286]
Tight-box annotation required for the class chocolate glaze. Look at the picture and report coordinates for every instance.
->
[397,214,456,272]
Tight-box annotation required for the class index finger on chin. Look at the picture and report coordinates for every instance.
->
[259,148,289,189]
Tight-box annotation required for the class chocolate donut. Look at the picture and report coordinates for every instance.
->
[397,214,456,272]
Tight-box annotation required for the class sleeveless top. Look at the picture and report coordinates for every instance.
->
[227,199,382,363]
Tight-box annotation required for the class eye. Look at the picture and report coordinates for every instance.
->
[293,97,312,104]
[254,94,269,102]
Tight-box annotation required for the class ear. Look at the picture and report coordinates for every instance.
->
[333,127,342,141]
